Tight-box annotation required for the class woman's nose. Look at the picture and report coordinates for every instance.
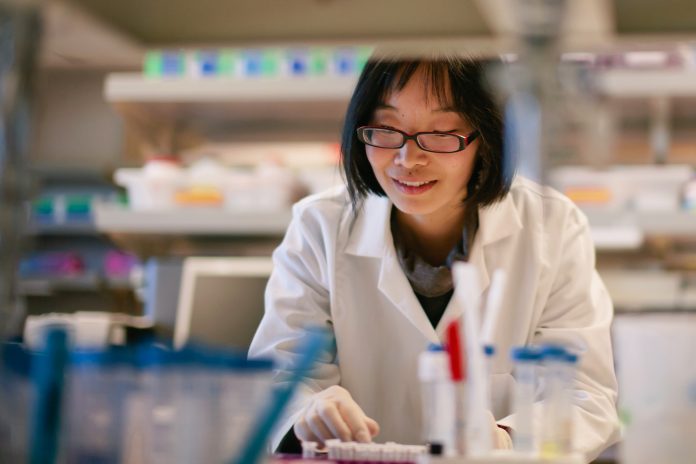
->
[394,140,427,168]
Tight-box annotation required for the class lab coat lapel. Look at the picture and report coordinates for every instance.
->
[345,194,439,343]
[377,236,440,343]
[435,232,490,339]
[435,192,524,340]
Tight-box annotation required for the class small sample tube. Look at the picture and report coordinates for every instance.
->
[540,345,566,458]
[559,352,579,455]
[483,344,496,414]
[418,344,456,456]
[539,345,580,457]
[301,441,318,458]
[511,346,542,454]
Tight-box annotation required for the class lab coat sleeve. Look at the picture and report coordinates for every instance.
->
[497,207,620,462]
[247,202,341,451]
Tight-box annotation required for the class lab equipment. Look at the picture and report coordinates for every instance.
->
[445,320,467,455]
[511,346,542,455]
[418,344,457,456]
[539,345,578,458]
[301,440,318,458]
[235,328,332,464]
[613,314,696,464]
[29,327,69,464]
[324,439,427,463]
[0,342,33,462]
[64,348,133,463]
[174,256,272,350]
[114,157,185,211]
[452,262,491,457]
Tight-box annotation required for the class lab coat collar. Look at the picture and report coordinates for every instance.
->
[344,189,523,342]
[344,188,523,260]
[344,193,392,258]
[435,192,523,338]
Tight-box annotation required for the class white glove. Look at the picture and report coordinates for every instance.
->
[294,385,380,445]
[487,410,513,450]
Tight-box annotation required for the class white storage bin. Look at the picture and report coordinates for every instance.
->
[114,158,185,211]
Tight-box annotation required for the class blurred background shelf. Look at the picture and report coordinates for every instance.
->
[25,221,98,236]
[597,69,696,98]
[104,73,355,143]
[19,273,101,296]
[93,203,292,236]
[105,73,357,103]
[584,210,696,237]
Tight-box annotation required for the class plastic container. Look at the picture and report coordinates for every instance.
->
[136,345,275,464]
[418,344,456,456]
[224,162,304,212]
[0,343,33,463]
[114,157,185,211]
[63,349,134,463]
[539,345,578,458]
[175,158,226,207]
[511,346,542,455]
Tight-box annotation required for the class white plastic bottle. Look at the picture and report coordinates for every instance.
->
[511,346,542,455]
[418,344,456,456]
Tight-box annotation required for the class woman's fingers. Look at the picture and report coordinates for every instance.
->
[336,399,373,443]
[294,418,319,443]
[307,412,334,442]
[365,416,380,438]
[295,386,382,445]
[316,401,352,441]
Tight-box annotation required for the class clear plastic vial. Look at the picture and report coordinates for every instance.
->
[418,344,456,456]
[511,346,542,454]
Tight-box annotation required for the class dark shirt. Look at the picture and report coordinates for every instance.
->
[391,210,471,328]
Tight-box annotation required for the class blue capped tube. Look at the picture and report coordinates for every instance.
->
[511,346,542,454]
[540,345,580,457]
[418,344,456,456]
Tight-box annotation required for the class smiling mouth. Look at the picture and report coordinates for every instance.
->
[394,179,436,187]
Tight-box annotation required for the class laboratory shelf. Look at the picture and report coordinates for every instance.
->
[93,203,292,236]
[596,69,696,98]
[584,210,696,238]
[19,273,135,296]
[104,73,356,126]
[105,73,358,102]
[25,221,97,236]
[18,273,101,296]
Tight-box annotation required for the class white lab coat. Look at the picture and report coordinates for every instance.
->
[248,176,620,462]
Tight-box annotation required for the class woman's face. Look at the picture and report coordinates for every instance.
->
[366,70,479,222]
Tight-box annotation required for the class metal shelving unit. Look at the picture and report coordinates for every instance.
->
[93,203,292,236]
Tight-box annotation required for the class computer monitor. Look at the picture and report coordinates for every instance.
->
[174,257,273,350]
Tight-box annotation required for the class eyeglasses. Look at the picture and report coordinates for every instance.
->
[356,126,480,154]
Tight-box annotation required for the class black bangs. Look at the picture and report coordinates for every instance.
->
[373,60,455,113]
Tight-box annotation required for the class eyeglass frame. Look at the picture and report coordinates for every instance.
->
[356,126,480,154]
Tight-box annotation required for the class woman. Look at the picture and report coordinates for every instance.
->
[248,55,619,461]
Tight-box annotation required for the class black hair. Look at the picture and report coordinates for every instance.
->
[340,55,513,214]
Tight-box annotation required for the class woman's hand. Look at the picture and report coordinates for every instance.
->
[294,385,380,445]
[487,411,512,449]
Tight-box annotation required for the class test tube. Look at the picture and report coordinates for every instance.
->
[325,438,341,460]
[418,344,456,456]
[483,344,496,416]
[559,352,579,455]
[540,345,567,458]
[511,346,542,455]
[301,441,318,458]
